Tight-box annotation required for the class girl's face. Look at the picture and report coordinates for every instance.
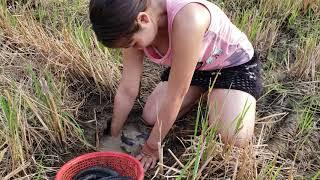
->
[122,12,158,49]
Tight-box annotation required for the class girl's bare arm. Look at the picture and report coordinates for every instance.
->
[111,48,144,137]
[145,3,210,148]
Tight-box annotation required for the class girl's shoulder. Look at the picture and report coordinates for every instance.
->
[167,0,212,30]
[173,3,210,30]
[166,0,226,31]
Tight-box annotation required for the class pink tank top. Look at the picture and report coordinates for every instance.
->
[143,0,254,70]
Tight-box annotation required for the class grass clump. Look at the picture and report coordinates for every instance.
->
[0,0,120,178]
[1,0,320,179]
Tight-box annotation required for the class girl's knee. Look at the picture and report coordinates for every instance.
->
[220,128,254,147]
[142,96,160,126]
[142,105,156,126]
[142,82,167,125]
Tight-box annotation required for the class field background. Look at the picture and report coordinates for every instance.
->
[0,0,319,179]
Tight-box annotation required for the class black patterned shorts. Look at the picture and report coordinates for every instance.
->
[160,54,263,99]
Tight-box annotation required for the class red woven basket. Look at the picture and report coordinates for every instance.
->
[55,152,144,180]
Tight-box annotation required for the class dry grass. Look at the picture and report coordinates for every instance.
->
[0,0,120,178]
[154,0,320,179]
[0,0,319,179]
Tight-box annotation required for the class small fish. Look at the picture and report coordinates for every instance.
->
[121,134,135,146]
[136,132,149,140]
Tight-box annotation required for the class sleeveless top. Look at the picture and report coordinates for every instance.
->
[143,0,254,71]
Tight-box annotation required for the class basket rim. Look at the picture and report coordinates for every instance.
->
[55,151,144,180]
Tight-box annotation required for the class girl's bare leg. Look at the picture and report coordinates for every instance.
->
[142,82,205,125]
[208,89,256,146]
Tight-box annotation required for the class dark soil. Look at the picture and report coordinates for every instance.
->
[72,60,320,179]
[71,61,199,179]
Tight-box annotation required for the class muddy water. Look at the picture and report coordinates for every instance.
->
[99,135,126,153]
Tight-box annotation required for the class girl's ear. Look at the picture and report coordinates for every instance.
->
[136,12,150,25]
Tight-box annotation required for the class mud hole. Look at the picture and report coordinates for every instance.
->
[71,61,198,178]
[74,61,319,178]
[76,92,199,178]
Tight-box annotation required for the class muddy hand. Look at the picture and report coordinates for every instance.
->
[136,142,159,171]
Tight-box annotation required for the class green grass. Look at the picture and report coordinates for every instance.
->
[312,170,320,180]
[0,66,92,177]
[297,106,314,136]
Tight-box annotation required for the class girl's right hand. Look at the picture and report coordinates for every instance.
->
[110,48,144,137]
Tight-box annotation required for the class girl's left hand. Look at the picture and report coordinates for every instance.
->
[136,142,159,171]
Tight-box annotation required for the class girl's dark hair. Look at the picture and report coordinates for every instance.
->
[89,0,147,47]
